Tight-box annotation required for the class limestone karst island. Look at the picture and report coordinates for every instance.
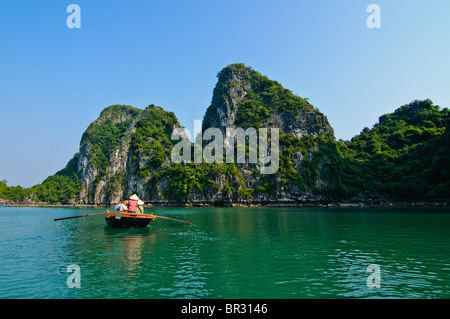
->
[1,64,449,207]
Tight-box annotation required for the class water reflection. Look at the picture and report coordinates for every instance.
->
[103,227,156,275]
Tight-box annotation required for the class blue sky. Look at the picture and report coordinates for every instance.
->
[1,0,449,187]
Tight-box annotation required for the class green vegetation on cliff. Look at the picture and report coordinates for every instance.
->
[0,180,29,202]
[203,63,328,131]
[30,153,82,203]
[328,99,450,200]
[81,105,142,169]
[1,153,82,203]
[130,105,180,176]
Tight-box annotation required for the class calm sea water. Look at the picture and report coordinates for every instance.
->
[0,206,449,299]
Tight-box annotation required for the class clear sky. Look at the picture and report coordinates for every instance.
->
[1,0,449,187]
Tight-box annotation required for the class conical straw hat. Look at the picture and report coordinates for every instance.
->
[129,194,140,201]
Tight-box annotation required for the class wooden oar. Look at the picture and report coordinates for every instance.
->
[54,211,109,221]
[152,214,192,224]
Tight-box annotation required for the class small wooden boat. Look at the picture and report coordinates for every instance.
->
[54,210,192,227]
[105,211,156,228]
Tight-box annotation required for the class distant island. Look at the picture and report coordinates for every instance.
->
[1,63,449,207]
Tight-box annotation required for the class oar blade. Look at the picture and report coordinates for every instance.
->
[152,214,192,224]
[53,212,108,221]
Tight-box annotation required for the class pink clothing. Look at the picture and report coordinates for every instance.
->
[127,199,138,213]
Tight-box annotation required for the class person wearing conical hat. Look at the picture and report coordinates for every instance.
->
[129,194,140,200]
[128,194,141,213]
[137,199,145,214]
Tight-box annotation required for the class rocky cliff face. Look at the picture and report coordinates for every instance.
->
[75,104,182,204]
[199,64,336,204]
[203,64,334,139]
[77,105,140,203]
[70,64,339,205]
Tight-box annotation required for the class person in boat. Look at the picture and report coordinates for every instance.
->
[114,198,124,212]
[114,199,128,211]
[128,194,144,214]
[137,199,145,214]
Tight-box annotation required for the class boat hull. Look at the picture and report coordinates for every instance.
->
[105,212,155,228]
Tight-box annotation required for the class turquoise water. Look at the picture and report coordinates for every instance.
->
[0,206,449,299]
